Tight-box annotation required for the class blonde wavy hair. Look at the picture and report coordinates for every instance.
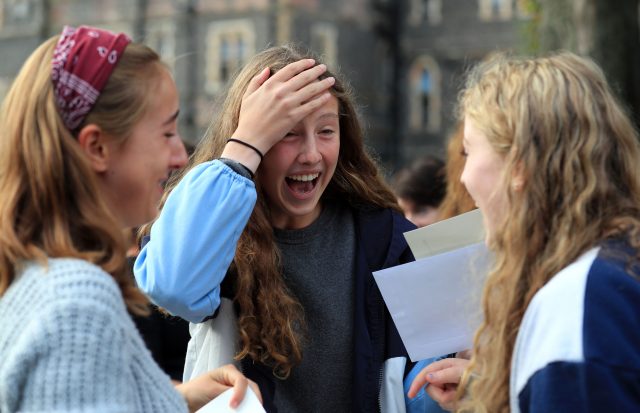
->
[455,52,640,412]
[147,45,399,378]
[0,35,167,315]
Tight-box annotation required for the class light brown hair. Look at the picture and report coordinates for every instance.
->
[0,35,166,314]
[150,45,400,378]
[438,121,476,220]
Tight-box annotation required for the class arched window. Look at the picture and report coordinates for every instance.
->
[409,0,442,26]
[310,23,338,69]
[409,56,441,133]
[205,19,256,93]
[145,20,176,71]
[478,0,513,21]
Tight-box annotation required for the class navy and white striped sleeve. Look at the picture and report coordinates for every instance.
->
[511,246,640,412]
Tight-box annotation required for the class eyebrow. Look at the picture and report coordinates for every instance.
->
[317,113,339,120]
[163,109,180,126]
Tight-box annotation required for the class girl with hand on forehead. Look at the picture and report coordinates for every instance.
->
[0,25,327,413]
[409,52,640,412]
[135,45,417,413]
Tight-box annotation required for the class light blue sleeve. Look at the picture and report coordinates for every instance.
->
[133,160,257,323]
[404,356,449,413]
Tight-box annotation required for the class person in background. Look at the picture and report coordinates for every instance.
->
[437,122,476,220]
[394,155,446,227]
[409,52,640,412]
[134,45,416,413]
[0,24,323,412]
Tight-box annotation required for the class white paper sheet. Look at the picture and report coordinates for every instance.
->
[196,386,265,413]
[404,209,484,259]
[373,242,491,361]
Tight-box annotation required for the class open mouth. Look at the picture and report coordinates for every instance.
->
[285,173,320,194]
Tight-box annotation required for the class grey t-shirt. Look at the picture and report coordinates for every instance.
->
[272,201,356,413]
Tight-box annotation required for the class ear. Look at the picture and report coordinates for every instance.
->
[511,161,526,192]
[77,124,111,173]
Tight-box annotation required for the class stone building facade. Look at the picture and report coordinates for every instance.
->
[0,0,528,169]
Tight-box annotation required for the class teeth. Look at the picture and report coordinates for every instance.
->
[287,173,319,182]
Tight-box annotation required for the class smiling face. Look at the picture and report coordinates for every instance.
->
[460,116,508,243]
[100,68,188,228]
[258,96,340,229]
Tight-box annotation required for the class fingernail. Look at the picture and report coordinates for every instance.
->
[317,64,326,71]
[307,59,315,64]
[326,77,335,85]
[230,400,239,408]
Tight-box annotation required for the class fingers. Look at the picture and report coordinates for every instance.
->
[244,68,271,97]
[249,380,262,404]
[408,372,429,398]
[425,384,458,411]
[424,358,469,386]
[425,365,463,385]
[277,63,329,92]
[215,364,249,409]
[293,76,336,106]
[408,358,469,398]
[266,58,316,84]
[289,90,333,121]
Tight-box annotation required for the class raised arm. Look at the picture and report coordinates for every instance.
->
[134,59,334,322]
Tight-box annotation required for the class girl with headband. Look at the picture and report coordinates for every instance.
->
[0,25,332,412]
[408,52,640,412]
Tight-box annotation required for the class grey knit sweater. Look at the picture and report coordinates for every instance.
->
[0,258,187,412]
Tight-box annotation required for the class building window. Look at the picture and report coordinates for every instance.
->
[146,20,176,70]
[205,19,255,93]
[478,0,513,21]
[409,0,442,26]
[4,0,31,24]
[409,56,441,133]
[310,23,338,69]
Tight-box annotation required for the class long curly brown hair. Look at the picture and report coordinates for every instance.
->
[0,35,165,314]
[146,45,400,378]
[454,52,640,413]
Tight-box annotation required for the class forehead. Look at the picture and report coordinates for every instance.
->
[463,116,485,143]
[144,70,178,113]
[304,95,339,121]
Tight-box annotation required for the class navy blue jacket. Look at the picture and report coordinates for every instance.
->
[237,206,416,413]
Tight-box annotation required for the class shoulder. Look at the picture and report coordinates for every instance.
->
[354,206,415,269]
[581,243,640,366]
[18,257,125,315]
[512,245,640,397]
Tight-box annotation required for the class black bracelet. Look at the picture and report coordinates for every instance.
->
[226,138,264,161]
[218,157,254,179]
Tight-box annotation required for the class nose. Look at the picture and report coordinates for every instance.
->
[460,162,468,188]
[297,134,321,164]
[170,137,188,170]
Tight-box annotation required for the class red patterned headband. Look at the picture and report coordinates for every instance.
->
[51,25,131,132]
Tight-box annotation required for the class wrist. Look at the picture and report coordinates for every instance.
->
[218,157,254,180]
[221,136,262,173]
[174,383,196,413]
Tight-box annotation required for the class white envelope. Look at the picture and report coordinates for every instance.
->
[404,209,484,259]
[373,210,492,361]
